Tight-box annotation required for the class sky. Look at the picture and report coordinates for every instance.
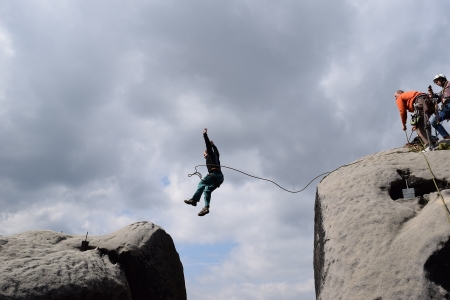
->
[0,0,450,299]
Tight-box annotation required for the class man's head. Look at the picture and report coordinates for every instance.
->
[433,74,447,87]
[203,150,208,158]
[394,90,404,100]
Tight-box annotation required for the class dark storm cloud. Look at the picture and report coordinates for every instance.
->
[102,0,358,192]
[0,1,174,216]
[122,0,355,112]
[0,3,122,190]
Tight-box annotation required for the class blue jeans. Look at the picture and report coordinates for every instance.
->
[192,173,224,207]
[430,103,450,138]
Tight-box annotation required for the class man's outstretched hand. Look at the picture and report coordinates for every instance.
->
[203,128,207,134]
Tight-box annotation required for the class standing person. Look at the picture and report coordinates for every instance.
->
[395,90,433,150]
[184,128,224,216]
[429,74,450,140]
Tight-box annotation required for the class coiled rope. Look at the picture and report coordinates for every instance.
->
[188,162,362,194]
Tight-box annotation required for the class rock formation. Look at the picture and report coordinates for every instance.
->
[0,221,186,300]
[315,148,450,299]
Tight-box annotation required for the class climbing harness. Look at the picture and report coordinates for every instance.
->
[188,162,362,194]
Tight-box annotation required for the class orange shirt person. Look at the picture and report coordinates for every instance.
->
[395,90,432,147]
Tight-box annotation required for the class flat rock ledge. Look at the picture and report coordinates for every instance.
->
[0,221,186,300]
[315,148,450,299]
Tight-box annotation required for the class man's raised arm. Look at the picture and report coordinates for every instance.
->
[210,140,219,158]
[203,128,214,155]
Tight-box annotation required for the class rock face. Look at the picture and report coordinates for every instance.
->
[314,148,450,299]
[0,221,186,300]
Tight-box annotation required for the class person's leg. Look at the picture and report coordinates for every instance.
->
[198,174,224,216]
[440,105,450,139]
[197,183,216,216]
[202,174,224,207]
[416,116,431,146]
[216,174,224,187]
[192,175,214,203]
[430,110,450,139]
[203,184,217,207]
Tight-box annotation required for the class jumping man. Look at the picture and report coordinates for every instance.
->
[184,128,224,216]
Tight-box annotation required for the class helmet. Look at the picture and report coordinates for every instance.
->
[433,74,447,83]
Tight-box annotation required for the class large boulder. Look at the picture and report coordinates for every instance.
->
[315,148,450,299]
[0,221,186,300]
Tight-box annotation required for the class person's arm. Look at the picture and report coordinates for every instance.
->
[203,128,214,156]
[210,140,219,158]
[428,85,441,103]
[443,83,450,104]
[396,96,407,130]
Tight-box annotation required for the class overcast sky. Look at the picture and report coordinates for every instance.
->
[1,1,450,299]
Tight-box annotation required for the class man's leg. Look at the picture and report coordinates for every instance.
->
[185,179,206,206]
[202,174,223,207]
[193,175,214,203]
[430,110,450,139]
[416,116,432,146]
[203,184,217,207]
[197,184,216,216]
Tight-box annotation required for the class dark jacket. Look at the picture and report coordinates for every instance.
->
[432,81,450,104]
[204,133,221,174]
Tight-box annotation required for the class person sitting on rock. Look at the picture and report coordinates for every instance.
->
[395,90,433,150]
[429,74,450,140]
[184,128,224,216]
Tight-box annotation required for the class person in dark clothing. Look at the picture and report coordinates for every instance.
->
[184,128,224,216]
[429,74,450,140]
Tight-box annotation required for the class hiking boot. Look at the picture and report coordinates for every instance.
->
[198,207,209,216]
[184,199,197,206]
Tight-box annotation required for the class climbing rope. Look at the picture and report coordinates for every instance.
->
[418,151,450,221]
[188,132,450,221]
[404,130,415,144]
[404,130,450,222]
[188,162,362,194]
